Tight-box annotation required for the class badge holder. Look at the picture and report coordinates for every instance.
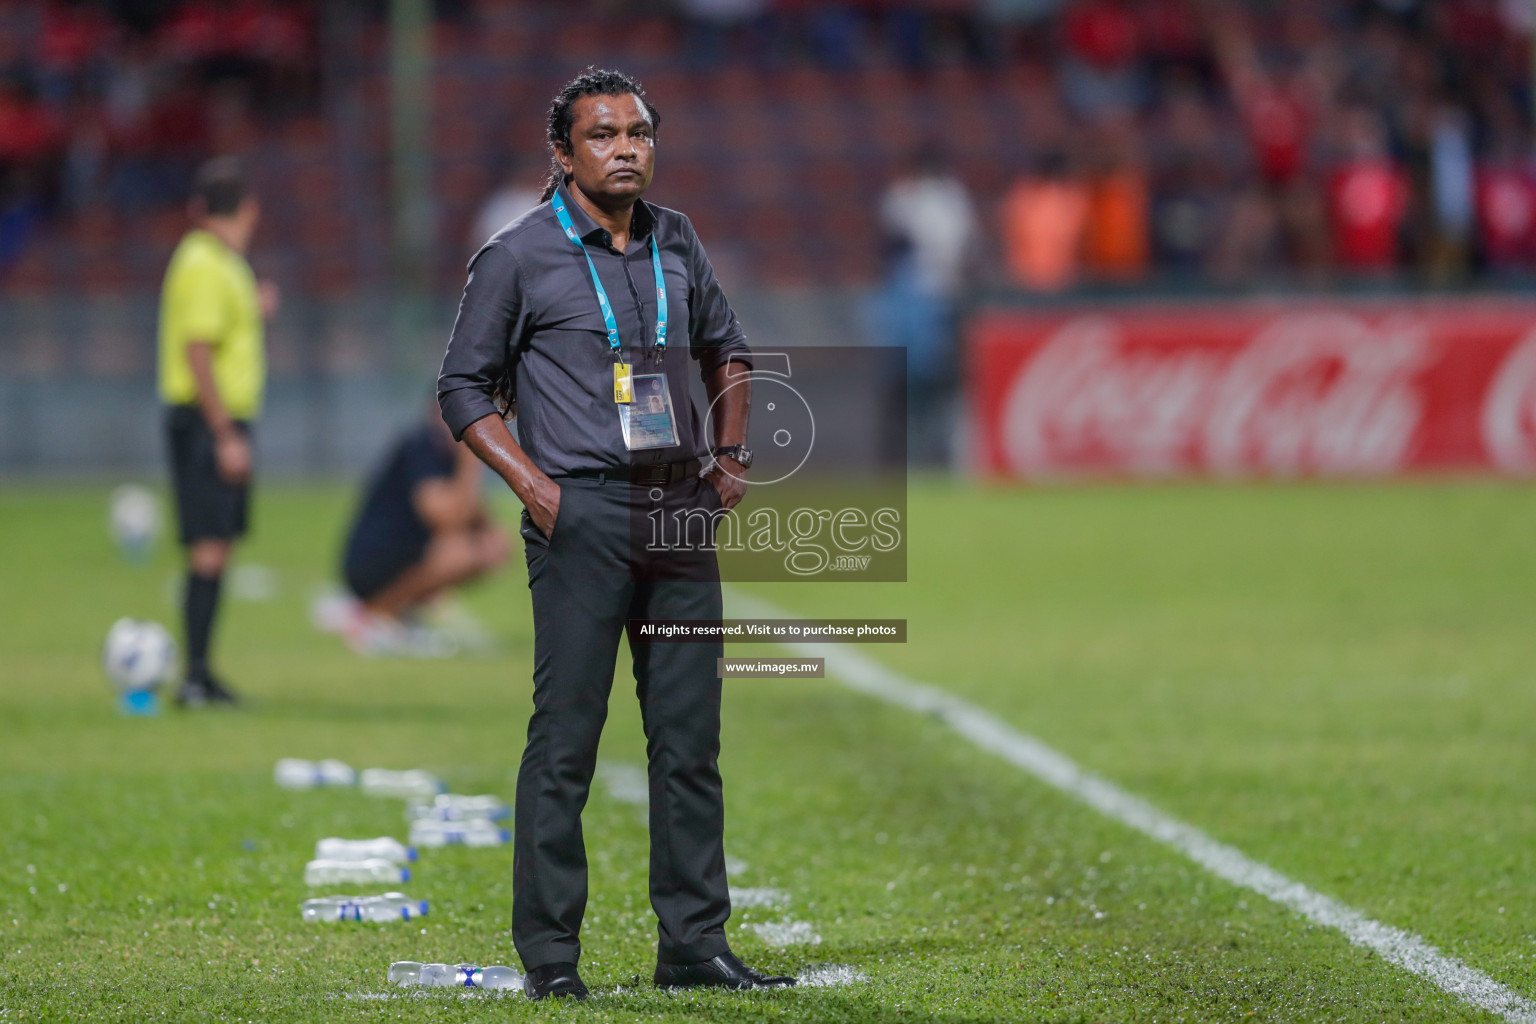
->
[618,373,680,450]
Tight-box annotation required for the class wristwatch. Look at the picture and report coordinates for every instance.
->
[712,444,753,469]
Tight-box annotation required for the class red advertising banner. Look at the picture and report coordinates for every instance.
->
[968,300,1536,478]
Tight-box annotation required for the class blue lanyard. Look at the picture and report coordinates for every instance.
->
[551,191,668,355]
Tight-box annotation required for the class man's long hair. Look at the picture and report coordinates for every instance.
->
[538,67,662,202]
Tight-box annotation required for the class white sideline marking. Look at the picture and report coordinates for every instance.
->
[728,593,1536,1024]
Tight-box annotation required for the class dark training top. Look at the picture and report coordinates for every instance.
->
[343,423,457,587]
[436,182,752,476]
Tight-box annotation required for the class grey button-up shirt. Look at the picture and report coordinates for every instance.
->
[436,183,751,476]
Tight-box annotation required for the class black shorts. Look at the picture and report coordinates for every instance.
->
[343,540,425,601]
[166,405,252,546]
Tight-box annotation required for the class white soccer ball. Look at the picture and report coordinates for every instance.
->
[108,485,160,557]
[102,618,177,691]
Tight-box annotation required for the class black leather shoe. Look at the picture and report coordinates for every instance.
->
[654,950,795,990]
[523,962,589,1001]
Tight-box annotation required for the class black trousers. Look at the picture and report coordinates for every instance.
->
[513,473,731,970]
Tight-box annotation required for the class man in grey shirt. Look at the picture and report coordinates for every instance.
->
[437,68,790,1000]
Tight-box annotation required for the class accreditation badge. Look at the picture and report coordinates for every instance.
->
[613,362,633,403]
[618,374,679,450]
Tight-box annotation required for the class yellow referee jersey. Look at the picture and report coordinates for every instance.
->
[157,229,264,419]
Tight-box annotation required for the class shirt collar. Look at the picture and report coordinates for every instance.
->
[188,227,235,256]
[554,181,656,249]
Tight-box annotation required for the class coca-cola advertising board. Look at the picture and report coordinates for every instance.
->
[969,300,1536,478]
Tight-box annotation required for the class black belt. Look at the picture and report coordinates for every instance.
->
[568,460,701,486]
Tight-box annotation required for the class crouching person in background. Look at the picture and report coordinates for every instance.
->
[323,409,510,656]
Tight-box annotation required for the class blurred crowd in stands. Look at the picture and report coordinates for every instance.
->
[0,1,316,269]
[2,0,1534,294]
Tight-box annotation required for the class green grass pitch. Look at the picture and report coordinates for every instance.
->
[2,478,1535,1022]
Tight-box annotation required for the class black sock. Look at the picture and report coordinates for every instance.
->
[184,571,223,682]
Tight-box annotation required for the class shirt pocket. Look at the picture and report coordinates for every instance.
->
[540,302,609,333]
[537,306,614,369]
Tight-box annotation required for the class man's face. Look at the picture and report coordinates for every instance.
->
[556,93,656,205]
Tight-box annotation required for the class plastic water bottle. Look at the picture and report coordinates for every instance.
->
[302,895,362,922]
[389,962,457,987]
[353,893,428,922]
[315,837,417,863]
[409,818,511,848]
[109,484,160,563]
[388,961,522,990]
[303,857,409,886]
[275,758,356,790]
[359,768,445,798]
[460,965,521,990]
[302,893,428,922]
[406,794,511,822]
[362,894,428,923]
[362,902,430,927]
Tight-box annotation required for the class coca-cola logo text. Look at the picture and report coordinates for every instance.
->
[998,312,1434,477]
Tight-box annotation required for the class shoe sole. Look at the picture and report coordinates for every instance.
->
[525,987,588,1001]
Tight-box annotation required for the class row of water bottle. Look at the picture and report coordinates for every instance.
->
[275,758,446,798]
[277,760,510,839]
[284,765,439,923]
[407,793,510,822]
[284,760,511,928]
[304,836,421,920]
[280,761,525,993]
[306,823,507,869]
[407,794,511,849]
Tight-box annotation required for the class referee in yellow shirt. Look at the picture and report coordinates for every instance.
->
[158,158,275,707]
